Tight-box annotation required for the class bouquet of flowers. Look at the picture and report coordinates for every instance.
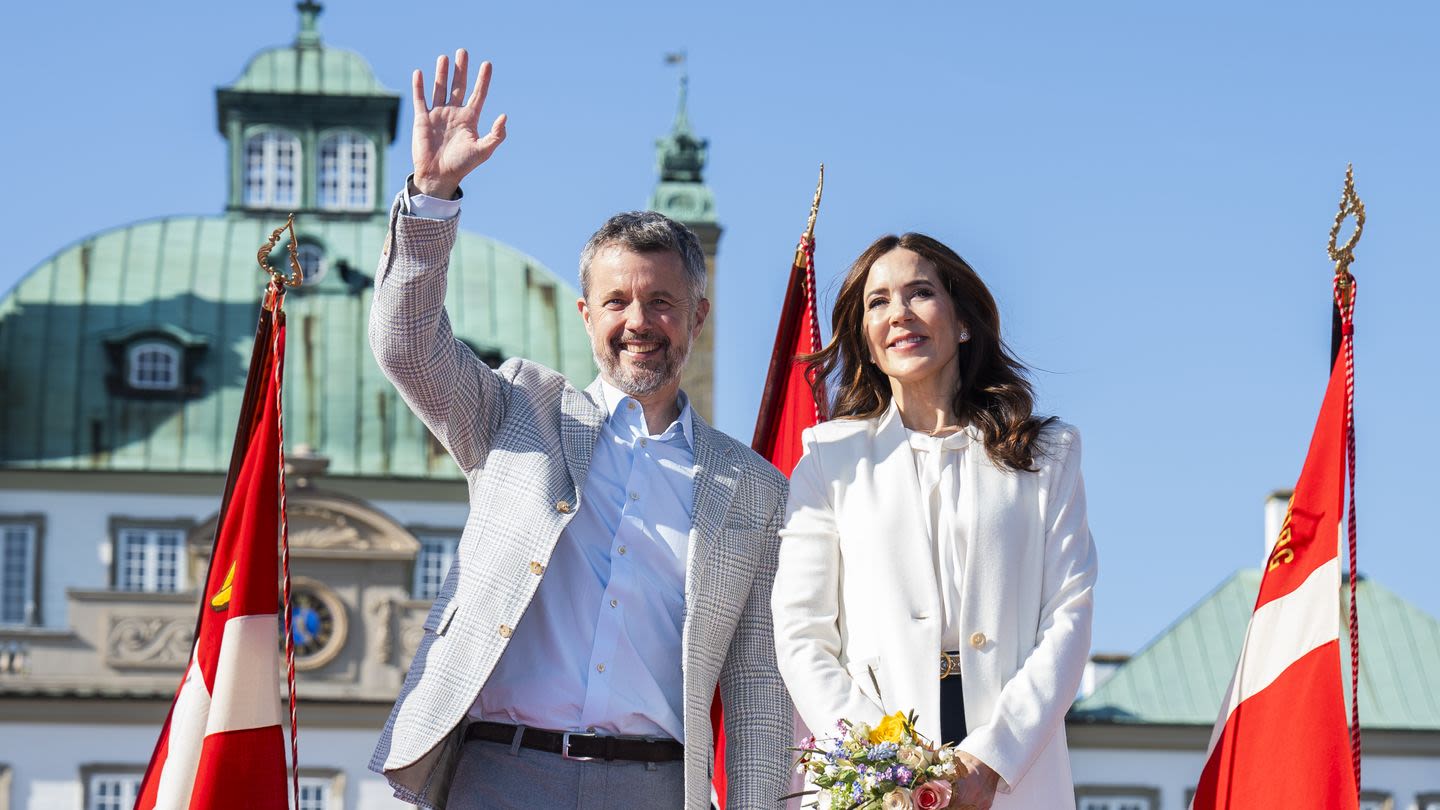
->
[789,711,961,810]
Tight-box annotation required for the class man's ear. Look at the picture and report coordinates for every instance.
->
[577,297,592,334]
[692,297,710,339]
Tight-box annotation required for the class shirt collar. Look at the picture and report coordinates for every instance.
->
[597,377,695,448]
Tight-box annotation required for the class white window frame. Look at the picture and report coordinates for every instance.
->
[297,775,332,810]
[0,521,38,626]
[317,130,374,211]
[1359,793,1393,810]
[116,526,188,593]
[127,341,181,391]
[413,531,459,600]
[85,771,141,810]
[244,129,302,209]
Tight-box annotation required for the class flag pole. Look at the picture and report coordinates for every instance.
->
[1326,166,1364,792]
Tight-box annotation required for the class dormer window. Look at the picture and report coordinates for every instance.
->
[318,131,373,211]
[102,325,208,399]
[244,129,301,209]
[127,342,180,391]
[295,242,327,285]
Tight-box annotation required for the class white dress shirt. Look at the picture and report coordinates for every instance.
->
[907,428,975,652]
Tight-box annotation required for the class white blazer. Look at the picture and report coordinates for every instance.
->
[772,403,1097,808]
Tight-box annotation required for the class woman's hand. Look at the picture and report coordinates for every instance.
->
[947,751,999,810]
[410,49,507,200]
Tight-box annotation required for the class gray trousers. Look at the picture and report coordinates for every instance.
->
[447,735,686,809]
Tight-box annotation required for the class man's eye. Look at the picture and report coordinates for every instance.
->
[651,299,673,310]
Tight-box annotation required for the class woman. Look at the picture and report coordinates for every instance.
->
[772,233,1097,810]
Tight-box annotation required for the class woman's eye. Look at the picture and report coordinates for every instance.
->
[866,297,887,310]
[912,287,935,299]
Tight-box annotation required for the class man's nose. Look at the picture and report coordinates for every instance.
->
[624,300,651,331]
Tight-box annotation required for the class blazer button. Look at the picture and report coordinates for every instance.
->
[555,499,572,514]
[970,632,987,649]
[498,624,513,639]
[528,561,545,576]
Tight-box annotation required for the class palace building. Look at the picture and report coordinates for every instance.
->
[0,4,719,808]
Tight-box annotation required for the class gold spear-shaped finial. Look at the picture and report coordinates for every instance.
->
[1327,164,1365,310]
[795,164,825,267]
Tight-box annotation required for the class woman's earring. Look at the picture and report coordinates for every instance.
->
[958,329,971,343]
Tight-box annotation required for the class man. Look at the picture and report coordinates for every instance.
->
[367,50,792,810]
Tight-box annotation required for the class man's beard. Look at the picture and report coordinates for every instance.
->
[593,328,693,398]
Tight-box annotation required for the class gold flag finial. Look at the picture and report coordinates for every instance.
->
[795,165,825,267]
[1327,164,1364,308]
[257,214,304,290]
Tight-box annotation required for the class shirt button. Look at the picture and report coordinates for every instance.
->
[970,631,987,649]
[528,561,545,576]
[596,663,606,673]
[640,438,648,447]
[626,402,636,410]
[498,624,513,639]
[555,499,572,514]
[617,546,627,556]
[610,599,618,608]
[629,491,640,501]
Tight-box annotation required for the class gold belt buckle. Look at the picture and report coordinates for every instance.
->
[940,651,961,680]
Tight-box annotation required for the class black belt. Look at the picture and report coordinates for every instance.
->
[466,720,685,763]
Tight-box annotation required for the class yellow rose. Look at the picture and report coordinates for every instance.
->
[869,711,908,744]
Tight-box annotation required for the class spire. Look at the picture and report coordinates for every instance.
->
[656,54,706,184]
[296,0,323,49]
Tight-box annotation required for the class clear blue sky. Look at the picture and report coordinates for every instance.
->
[4,1,1437,657]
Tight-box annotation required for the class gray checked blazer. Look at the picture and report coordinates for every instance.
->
[366,195,793,810]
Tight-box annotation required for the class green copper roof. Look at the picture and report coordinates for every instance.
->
[1070,570,1440,731]
[0,213,595,479]
[229,3,391,97]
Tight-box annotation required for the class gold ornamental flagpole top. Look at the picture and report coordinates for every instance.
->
[1327,164,1365,308]
[795,164,825,267]
[258,214,305,296]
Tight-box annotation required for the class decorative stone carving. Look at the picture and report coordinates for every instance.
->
[399,613,426,662]
[107,617,193,668]
[370,599,395,665]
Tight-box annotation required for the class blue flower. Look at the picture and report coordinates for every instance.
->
[866,742,899,761]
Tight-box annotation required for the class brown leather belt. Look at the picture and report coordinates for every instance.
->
[466,720,685,763]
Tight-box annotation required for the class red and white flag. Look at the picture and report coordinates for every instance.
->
[713,181,829,808]
[1191,324,1358,808]
[135,288,292,810]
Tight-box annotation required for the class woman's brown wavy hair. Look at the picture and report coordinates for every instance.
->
[805,233,1054,471]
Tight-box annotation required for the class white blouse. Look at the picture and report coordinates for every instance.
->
[906,428,975,652]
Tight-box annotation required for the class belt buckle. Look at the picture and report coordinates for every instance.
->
[561,731,597,762]
[940,651,960,680]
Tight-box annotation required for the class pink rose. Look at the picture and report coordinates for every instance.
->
[912,780,952,810]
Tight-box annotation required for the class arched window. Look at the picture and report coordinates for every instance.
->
[127,342,180,391]
[244,130,301,208]
[317,131,374,211]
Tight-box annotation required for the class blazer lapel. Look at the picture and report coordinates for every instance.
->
[559,378,607,499]
[685,415,738,601]
[869,403,941,616]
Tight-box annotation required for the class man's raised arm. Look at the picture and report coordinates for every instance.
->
[368,50,509,473]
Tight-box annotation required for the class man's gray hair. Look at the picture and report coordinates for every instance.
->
[578,211,708,304]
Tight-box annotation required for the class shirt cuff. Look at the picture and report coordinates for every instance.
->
[402,175,463,221]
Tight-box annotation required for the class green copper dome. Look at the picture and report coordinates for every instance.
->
[229,2,390,97]
[0,214,594,479]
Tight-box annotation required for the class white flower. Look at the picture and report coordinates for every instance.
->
[883,787,914,809]
[898,745,928,769]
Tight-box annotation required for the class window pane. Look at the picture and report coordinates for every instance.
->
[244,131,301,208]
[415,534,458,599]
[128,342,180,391]
[298,777,330,810]
[318,131,371,211]
[117,528,186,593]
[88,774,140,810]
[0,524,35,624]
